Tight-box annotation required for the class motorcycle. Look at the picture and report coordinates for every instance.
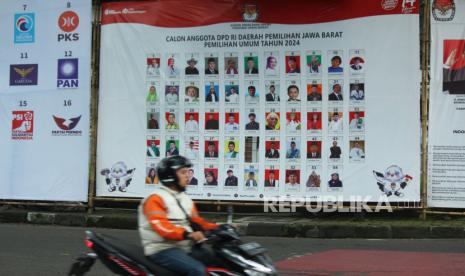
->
[68,224,277,276]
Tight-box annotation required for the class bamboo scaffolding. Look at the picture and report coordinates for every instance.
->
[419,0,431,220]
[2,1,452,216]
[86,0,103,214]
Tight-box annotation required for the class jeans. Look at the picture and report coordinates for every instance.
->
[147,247,206,276]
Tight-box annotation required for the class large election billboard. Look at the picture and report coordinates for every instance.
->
[97,0,421,202]
[0,0,91,201]
[428,0,465,208]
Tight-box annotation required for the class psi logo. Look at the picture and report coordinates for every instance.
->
[57,58,78,88]
[58,10,79,41]
[14,13,35,43]
[12,110,34,140]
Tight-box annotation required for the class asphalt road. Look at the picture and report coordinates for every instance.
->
[2,223,465,275]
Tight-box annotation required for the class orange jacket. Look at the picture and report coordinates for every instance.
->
[138,186,218,255]
[142,194,218,240]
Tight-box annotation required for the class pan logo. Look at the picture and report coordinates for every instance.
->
[57,58,78,88]
[14,13,35,43]
[12,111,34,140]
[52,115,82,136]
[58,10,79,41]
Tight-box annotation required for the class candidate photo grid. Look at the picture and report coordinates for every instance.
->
[146,54,162,180]
[142,48,368,197]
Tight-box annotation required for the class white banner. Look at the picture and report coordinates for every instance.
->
[428,0,465,208]
[0,0,91,201]
[97,1,421,202]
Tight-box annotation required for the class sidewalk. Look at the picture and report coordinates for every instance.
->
[1,207,465,239]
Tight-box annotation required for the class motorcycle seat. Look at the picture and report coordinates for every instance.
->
[99,234,178,276]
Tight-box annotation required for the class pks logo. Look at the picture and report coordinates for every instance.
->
[52,115,82,136]
[58,10,79,41]
[432,0,455,21]
[243,4,258,22]
[12,111,34,140]
[58,10,79,32]
[14,13,35,43]
[57,58,78,88]
[10,64,38,86]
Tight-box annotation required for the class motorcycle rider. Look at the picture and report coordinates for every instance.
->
[138,156,219,275]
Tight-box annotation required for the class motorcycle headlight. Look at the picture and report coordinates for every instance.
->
[244,269,267,276]
[221,248,274,274]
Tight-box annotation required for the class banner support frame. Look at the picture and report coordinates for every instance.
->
[89,1,429,213]
[419,0,431,220]
[87,0,102,214]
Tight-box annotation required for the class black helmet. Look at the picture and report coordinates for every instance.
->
[157,156,192,190]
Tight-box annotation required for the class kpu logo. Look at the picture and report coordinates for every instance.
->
[52,115,82,136]
[12,111,34,140]
[58,10,79,41]
[14,13,35,43]
[432,0,455,21]
[10,64,38,86]
[243,4,258,22]
[57,58,78,88]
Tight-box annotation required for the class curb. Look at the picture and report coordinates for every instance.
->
[0,210,28,223]
[245,223,465,239]
[2,211,465,239]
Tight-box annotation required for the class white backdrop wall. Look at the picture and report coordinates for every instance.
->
[428,0,465,208]
[0,0,91,201]
[97,0,421,202]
